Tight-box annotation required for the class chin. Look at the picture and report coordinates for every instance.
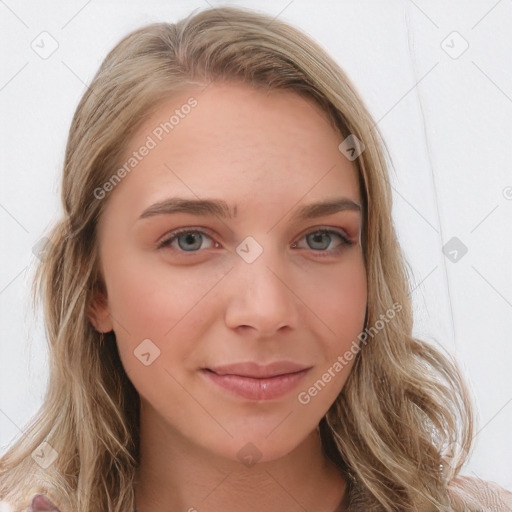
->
[205,422,319,467]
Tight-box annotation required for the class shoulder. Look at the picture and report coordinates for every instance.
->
[448,475,512,512]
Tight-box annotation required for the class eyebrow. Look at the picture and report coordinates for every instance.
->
[137,196,361,221]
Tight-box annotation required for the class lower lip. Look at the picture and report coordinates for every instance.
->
[201,368,310,400]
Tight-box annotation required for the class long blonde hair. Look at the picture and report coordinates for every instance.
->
[0,6,477,511]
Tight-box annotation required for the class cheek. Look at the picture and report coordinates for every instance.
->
[299,257,366,394]
[105,265,207,402]
[295,269,365,413]
[104,251,221,336]
[332,269,367,340]
[303,256,367,339]
[103,255,227,390]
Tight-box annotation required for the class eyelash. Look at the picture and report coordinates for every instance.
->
[157,227,354,257]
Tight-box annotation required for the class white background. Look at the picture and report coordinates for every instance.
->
[1,0,511,492]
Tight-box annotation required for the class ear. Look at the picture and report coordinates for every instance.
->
[88,283,114,333]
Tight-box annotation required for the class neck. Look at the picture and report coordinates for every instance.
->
[134,408,347,512]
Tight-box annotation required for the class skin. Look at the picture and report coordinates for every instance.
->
[89,81,367,512]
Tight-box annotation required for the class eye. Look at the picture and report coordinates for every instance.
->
[291,228,353,256]
[157,228,218,252]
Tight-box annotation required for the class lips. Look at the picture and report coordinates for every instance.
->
[201,361,312,400]
[206,361,311,379]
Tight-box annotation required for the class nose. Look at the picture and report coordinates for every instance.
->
[223,250,300,338]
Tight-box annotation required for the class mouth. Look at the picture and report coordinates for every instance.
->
[205,361,312,378]
[201,361,312,400]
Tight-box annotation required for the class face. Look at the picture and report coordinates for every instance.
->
[90,81,367,463]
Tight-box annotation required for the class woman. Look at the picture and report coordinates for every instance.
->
[1,6,510,512]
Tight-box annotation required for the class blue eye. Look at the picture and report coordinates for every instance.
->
[293,229,353,254]
[157,227,353,255]
[157,229,215,252]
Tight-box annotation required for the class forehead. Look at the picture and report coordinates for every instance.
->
[104,81,361,222]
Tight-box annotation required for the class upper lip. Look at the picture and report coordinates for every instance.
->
[205,361,312,379]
